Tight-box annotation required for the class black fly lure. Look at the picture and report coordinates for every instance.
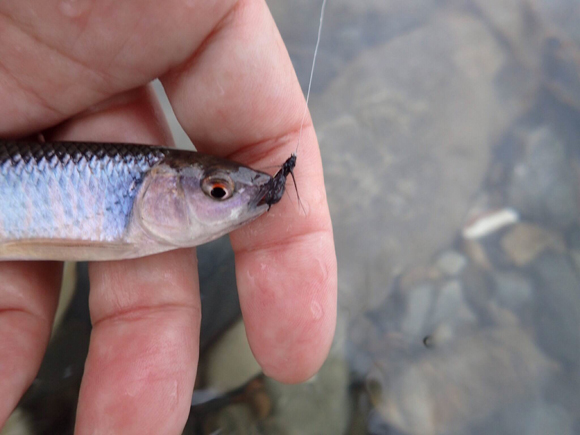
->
[260,153,298,210]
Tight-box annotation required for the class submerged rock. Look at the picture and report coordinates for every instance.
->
[368,328,555,435]
[508,127,580,230]
[493,271,534,311]
[400,284,436,338]
[532,252,580,366]
[261,357,350,435]
[435,250,467,277]
[315,11,531,307]
[501,222,566,266]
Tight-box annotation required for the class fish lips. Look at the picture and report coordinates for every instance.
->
[256,175,286,208]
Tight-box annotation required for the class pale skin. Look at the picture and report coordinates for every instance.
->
[0,0,337,433]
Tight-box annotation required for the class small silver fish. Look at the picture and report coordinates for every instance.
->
[0,141,292,261]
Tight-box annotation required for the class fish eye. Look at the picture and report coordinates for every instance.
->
[202,175,234,201]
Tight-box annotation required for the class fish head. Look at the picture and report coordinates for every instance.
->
[181,160,274,237]
[136,153,272,247]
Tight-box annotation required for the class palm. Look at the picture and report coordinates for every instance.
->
[0,0,337,433]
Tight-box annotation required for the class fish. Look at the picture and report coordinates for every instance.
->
[0,140,293,261]
[0,0,326,263]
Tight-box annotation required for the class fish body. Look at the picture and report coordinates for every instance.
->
[0,141,275,261]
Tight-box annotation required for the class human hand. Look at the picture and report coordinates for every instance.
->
[0,0,337,433]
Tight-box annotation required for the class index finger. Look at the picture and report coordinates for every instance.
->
[161,0,336,383]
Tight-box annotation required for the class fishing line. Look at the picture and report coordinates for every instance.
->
[295,0,327,156]
[264,0,326,214]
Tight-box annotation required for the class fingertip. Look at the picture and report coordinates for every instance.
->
[236,230,337,384]
[261,314,335,384]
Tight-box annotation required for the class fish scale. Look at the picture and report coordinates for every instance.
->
[0,141,167,242]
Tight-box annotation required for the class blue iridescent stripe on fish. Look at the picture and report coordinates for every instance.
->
[0,142,167,242]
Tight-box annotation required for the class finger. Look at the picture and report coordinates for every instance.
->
[82,251,199,435]
[0,0,337,383]
[0,262,61,427]
[0,0,237,136]
[47,86,174,146]
[161,0,337,383]
[47,86,200,435]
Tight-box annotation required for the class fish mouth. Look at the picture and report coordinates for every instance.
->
[256,192,268,207]
[256,177,285,209]
[255,183,274,207]
[253,154,296,209]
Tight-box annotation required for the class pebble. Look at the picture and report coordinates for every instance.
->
[401,284,435,338]
[0,410,32,435]
[423,324,456,348]
[463,238,493,270]
[462,208,519,240]
[532,252,580,366]
[207,404,257,435]
[203,320,262,392]
[399,265,442,290]
[488,301,521,328]
[436,250,468,276]
[262,357,351,435]
[493,271,533,310]
[432,280,465,326]
[501,223,566,266]
[508,127,580,230]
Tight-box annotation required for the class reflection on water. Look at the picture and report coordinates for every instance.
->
[5,0,580,434]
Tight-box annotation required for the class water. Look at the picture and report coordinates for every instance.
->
[191,0,580,433]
